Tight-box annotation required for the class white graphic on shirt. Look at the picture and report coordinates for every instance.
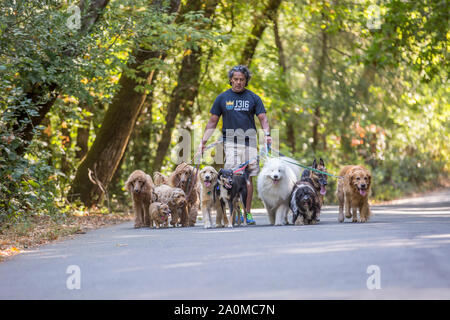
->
[233,100,250,111]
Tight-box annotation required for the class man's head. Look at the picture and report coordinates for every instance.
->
[228,65,251,92]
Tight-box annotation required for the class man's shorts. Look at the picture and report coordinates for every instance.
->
[223,143,259,177]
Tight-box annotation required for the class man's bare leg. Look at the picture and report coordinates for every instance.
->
[245,176,255,224]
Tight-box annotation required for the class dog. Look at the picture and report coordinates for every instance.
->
[125,170,154,228]
[154,184,188,227]
[169,162,199,226]
[198,166,224,228]
[257,157,299,225]
[153,172,169,186]
[214,168,249,227]
[299,158,328,220]
[337,165,372,223]
[149,202,171,228]
[289,159,324,225]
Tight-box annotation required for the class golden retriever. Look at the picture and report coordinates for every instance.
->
[337,165,372,223]
[198,166,224,228]
[125,170,154,228]
[149,202,171,228]
[154,184,188,227]
[169,162,199,227]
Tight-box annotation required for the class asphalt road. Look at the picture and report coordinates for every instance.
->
[1,189,450,300]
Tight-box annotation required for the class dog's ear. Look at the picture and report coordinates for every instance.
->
[218,169,224,176]
[152,191,158,202]
[312,158,317,169]
[319,158,325,167]
[125,178,134,192]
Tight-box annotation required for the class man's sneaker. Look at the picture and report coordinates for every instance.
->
[246,213,256,225]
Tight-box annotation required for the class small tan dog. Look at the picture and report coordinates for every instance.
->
[154,184,188,227]
[149,202,171,228]
[125,170,154,228]
[337,165,372,223]
[198,166,224,228]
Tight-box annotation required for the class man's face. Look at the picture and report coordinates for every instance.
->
[230,71,246,92]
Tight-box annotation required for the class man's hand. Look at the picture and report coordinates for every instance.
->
[194,141,206,163]
[264,135,272,146]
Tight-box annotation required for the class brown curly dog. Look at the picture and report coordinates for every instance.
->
[153,171,169,186]
[125,170,154,228]
[154,184,188,227]
[169,162,199,227]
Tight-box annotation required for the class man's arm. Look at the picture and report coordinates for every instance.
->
[257,113,272,145]
[197,114,220,154]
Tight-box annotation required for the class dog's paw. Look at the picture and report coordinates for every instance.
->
[204,222,212,229]
[227,223,233,228]
[338,214,344,223]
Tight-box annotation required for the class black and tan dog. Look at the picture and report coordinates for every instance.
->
[214,168,249,228]
[289,159,326,225]
[299,158,328,220]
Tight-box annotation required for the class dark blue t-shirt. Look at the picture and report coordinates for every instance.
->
[210,89,266,145]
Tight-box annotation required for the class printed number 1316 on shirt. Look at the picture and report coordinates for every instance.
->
[234,100,250,111]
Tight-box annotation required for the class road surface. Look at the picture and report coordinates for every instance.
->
[1,189,449,299]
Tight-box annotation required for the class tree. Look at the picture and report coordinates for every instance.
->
[151,0,219,172]
[68,0,181,206]
[10,0,110,156]
[240,0,282,67]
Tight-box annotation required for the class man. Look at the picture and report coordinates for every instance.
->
[196,65,272,224]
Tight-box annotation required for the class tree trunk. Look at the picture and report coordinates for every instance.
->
[312,18,328,153]
[13,0,110,156]
[75,103,93,161]
[69,0,181,206]
[130,98,155,168]
[150,0,218,172]
[272,13,296,153]
[240,0,283,67]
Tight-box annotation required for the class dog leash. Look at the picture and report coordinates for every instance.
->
[266,147,343,179]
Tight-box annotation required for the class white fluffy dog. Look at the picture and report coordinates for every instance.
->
[257,157,300,225]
